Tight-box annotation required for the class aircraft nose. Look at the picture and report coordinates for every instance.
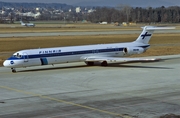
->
[3,60,9,67]
[3,60,14,67]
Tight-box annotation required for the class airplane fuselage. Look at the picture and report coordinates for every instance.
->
[3,42,149,68]
[21,22,35,27]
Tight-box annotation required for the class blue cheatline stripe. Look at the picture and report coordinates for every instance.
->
[138,45,150,48]
[7,45,150,60]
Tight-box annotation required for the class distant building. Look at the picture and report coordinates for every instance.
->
[1,10,6,14]
[100,22,108,24]
[76,7,81,13]
[34,12,41,19]
[18,12,41,18]
[88,9,95,13]
[36,8,39,11]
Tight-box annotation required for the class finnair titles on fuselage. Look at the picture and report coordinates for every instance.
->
[39,49,62,54]
[3,26,175,73]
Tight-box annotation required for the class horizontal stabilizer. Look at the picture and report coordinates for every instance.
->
[141,26,175,30]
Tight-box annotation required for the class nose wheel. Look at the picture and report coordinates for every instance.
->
[11,68,16,73]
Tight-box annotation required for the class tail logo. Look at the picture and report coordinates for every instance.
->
[141,32,151,39]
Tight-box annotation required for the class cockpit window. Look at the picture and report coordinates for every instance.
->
[13,53,22,58]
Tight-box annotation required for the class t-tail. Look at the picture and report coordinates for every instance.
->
[20,21,25,25]
[135,26,175,44]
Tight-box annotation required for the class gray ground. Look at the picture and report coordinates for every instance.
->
[0,55,180,118]
[0,30,179,37]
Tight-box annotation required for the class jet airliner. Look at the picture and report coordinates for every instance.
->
[20,21,35,27]
[3,26,174,73]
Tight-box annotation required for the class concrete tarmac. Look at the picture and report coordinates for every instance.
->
[0,29,179,37]
[0,55,180,118]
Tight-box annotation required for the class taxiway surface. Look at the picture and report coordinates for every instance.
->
[0,29,179,37]
[0,55,180,118]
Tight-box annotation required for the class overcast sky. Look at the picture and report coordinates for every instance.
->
[1,0,180,7]
[1,0,78,4]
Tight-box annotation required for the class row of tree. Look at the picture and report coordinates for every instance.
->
[87,6,180,23]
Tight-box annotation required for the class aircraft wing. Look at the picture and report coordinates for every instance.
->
[83,56,161,63]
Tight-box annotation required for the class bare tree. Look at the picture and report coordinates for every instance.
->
[88,5,180,23]
[117,4,132,23]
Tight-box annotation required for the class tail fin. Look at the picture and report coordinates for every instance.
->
[135,26,175,44]
[20,21,24,25]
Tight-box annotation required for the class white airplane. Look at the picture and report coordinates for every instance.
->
[3,26,174,73]
[20,21,35,27]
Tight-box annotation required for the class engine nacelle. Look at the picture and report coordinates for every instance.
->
[123,47,145,55]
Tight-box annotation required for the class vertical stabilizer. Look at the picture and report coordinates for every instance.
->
[20,21,25,25]
[135,26,175,44]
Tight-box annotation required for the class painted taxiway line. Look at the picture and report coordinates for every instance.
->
[0,85,133,118]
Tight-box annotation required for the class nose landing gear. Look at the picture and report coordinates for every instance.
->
[11,68,16,73]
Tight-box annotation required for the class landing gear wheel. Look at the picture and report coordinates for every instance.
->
[101,61,108,66]
[11,68,16,73]
[85,62,94,66]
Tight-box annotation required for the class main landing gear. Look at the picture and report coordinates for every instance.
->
[101,61,108,66]
[85,61,108,66]
[11,68,16,73]
[85,62,94,66]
